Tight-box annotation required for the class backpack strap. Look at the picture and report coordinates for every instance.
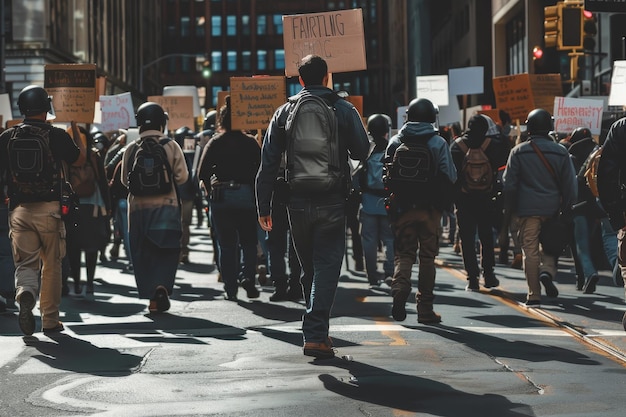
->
[455,137,469,153]
[481,137,492,150]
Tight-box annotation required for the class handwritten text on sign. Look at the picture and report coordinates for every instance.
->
[230,76,286,131]
[553,97,604,135]
[283,9,366,77]
[147,95,195,131]
[44,64,96,123]
[99,92,136,132]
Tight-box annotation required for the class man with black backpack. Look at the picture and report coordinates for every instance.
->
[256,55,370,359]
[0,85,81,335]
[450,114,509,291]
[384,98,457,324]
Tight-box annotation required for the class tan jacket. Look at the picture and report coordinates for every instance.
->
[120,130,188,210]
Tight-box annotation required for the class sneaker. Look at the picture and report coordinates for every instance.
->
[303,339,335,359]
[256,265,268,286]
[483,274,500,289]
[223,293,238,301]
[269,287,288,302]
[109,243,120,260]
[465,277,480,292]
[510,253,523,269]
[368,280,382,289]
[539,272,559,298]
[241,279,260,299]
[417,310,442,324]
[286,286,303,301]
[18,292,36,336]
[391,290,409,321]
[582,273,599,294]
[453,242,461,254]
[123,264,134,274]
[525,299,541,307]
[149,286,170,313]
[43,322,65,334]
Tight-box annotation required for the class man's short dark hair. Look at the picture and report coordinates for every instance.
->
[298,55,328,86]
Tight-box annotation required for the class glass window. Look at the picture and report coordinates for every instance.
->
[211,51,222,72]
[227,51,237,71]
[196,16,205,37]
[506,11,527,74]
[257,15,267,35]
[227,15,236,36]
[242,51,251,71]
[211,86,222,108]
[181,16,190,37]
[211,15,221,36]
[274,50,285,70]
[241,15,250,36]
[273,15,283,35]
[257,50,267,70]
[182,57,192,73]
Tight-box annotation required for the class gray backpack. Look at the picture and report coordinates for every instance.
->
[285,92,343,195]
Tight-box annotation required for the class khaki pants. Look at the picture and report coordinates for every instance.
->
[518,216,557,302]
[10,201,65,329]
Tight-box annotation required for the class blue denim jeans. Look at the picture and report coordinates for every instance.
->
[288,197,345,344]
[573,215,597,279]
[359,210,394,282]
[210,185,258,298]
[116,199,132,264]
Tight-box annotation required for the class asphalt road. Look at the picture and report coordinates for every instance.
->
[1,224,626,417]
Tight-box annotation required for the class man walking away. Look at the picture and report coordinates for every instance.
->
[256,55,370,359]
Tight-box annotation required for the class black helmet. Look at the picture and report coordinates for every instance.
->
[17,85,52,116]
[92,131,110,151]
[203,110,217,131]
[569,127,592,144]
[136,102,168,130]
[406,98,438,123]
[174,126,194,141]
[367,114,391,136]
[525,109,553,135]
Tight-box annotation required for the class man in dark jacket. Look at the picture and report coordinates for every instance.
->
[256,55,370,359]
[450,114,509,291]
[385,98,457,324]
[502,109,577,306]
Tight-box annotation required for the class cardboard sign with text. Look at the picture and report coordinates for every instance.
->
[147,96,195,130]
[230,76,286,131]
[553,97,604,135]
[493,73,562,122]
[283,9,366,77]
[44,64,97,123]
[99,92,136,132]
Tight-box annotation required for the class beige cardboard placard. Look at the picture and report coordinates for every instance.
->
[44,64,97,123]
[147,95,195,131]
[493,73,562,122]
[283,9,366,77]
[230,76,286,131]
[529,74,563,112]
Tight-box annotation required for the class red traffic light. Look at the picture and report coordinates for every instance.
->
[533,46,544,60]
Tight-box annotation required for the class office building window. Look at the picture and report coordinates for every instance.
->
[242,15,250,36]
[257,15,267,35]
[227,51,237,71]
[212,51,222,72]
[211,15,221,36]
[258,50,267,70]
[227,15,236,36]
[506,11,527,74]
[274,50,285,70]
[242,51,251,71]
[181,16,190,37]
[212,86,223,108]
[273,15,283,35]
[182,57,192,73]
[196,16,205,37]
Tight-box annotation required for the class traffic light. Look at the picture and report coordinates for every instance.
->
[544,5,559,48]
[569,52,585,82]
[583,10,597,50]
[560,3,583,50]
[201,61,211,79]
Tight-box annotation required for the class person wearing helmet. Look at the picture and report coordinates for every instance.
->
[502,108,577,306]
[359,113,394,287]
[120,102,188,313]
[0,85,82,334]
[384,98,457,324]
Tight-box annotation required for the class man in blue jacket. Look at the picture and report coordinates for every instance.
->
[256,55,370,359]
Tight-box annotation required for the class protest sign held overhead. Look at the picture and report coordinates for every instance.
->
[230,76,286,131]
[44,64,97,123]
[493,73,562,122]
[553,97,604,135]
[147,95,195,130]
[99,92,136,132]
[283,9,367,77]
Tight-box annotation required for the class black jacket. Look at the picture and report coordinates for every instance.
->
[598,117,626,230]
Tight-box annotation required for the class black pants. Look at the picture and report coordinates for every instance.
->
[455,194,496,278]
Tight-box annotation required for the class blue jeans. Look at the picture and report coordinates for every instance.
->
[573,215,597,279]
[359,210,394,282]
[210,185,257,298]
[116,199,132,264]
[288,197,345,343]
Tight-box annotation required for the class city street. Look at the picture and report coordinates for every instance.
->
[1,223,626,417]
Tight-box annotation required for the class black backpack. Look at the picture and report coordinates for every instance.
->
[127,137,173,196]
[7,123,58,196]
[285,92,344,195]
[384,136,435,200]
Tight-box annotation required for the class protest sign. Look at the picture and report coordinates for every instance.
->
[608,60,626,106]
[44,64,97,123]
[99,92,136,132]
[147,95,195,130]
[283,9,366,77]
[493,73,562,122]
[449,67,484,96]
[416,75,449,106]
[553,97,604,135]
[230,76,286,131]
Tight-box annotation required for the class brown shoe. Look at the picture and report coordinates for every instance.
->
[417,310,442,324]
[510,254,523,269]
[303,340,335,359]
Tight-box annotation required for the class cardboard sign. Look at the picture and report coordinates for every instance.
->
[44,64,97,123]
[417,75,449,106]
[230,76,286,131]
[553,97,604,135]
[449,67,484,96]
[147,95,195,130]
[493,73,562,122]
[345,95,363,117]
[608,60,626,106]
[99,93,136,132]
[283,9,367,77]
